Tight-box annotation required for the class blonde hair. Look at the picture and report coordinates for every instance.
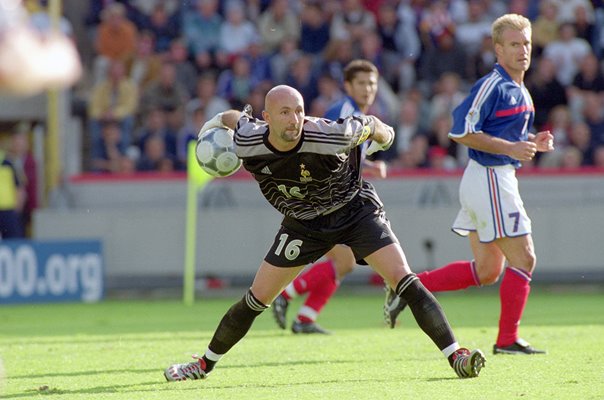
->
[491,14,532,45]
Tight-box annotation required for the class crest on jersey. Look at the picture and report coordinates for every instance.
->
[466,107,480,126]
[300,163,312,183]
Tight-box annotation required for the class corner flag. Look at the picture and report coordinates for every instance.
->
[184,141,214,305]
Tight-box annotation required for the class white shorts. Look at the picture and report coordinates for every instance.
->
[452,159,531,243]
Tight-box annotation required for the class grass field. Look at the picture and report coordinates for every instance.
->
[1,286,603,400]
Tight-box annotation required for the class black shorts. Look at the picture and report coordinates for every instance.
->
[264,194,399,267]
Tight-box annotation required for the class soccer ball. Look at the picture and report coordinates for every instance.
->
[195,126,242,177]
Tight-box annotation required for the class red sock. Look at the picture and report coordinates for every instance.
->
[497,267,531,347]
[292,260,338,323]
[281,260,334,300]
[417,260,479,292]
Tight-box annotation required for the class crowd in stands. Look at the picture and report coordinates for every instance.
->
[53,0,604,172]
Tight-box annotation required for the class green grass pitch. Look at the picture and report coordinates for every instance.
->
[1,287,603,400]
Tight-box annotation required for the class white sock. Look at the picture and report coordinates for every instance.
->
[442,342,461,359]
[204,348,223,362]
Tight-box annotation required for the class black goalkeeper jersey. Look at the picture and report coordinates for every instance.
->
[234,113,382,220]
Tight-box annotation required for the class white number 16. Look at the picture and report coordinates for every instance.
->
[274,233,302,261]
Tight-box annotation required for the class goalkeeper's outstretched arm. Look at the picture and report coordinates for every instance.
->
[198,110,242,138]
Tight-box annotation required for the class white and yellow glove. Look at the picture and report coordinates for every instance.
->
[366,125,395,155]
[197,112,225,139]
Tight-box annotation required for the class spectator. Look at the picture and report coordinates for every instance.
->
[427,145,457,170]
[567,121,594,165]
[90,119,129,174]
[216,1,259,68]
[559,146,584,168]
[426,113,460,168]
[418,31,468,87]
[309,73,344,117]
[330,0,376,49]
[165,38,198,97]
[4,128,36,236]
[128,30,163,91]
[506,0,534,18]
[136,135,177,172]
[322,38,355,84]
[418,0,456,50]
[88,60,138,159]
[483,0,508,22]
[0,133,25,239]
[216,56,256,109]
[135,107,178,161]
[393,133,430,169]
[182,0,222,71]
[140,61,189,117]
[177,105,205,167]
[375,2,420,91]
[357,31,385,76]
[454,0,492,59]
[543,23,591,86]
[270,36,302,84]
[592,145,604,168]
[299,2,330,56]
[93,3,138,83]
[367,77,400,127]
[568,52,604,104]
[406,85,434,133]
[525,57,568,130]
[284,54,319,112]
[129,0,181,20]
[572,2,595,45]
[257,0,300,54]
[428,72,466,126]
[243,86,268,120]
[186,72,231,125]
[551,0,594,24]
[467,33,496,81]
[164,106,186,169]
[532,0,560,55]
[138,3,180,55]
[244,38,274,88]
[537,105,573,168]
[582,92,604,147]
[384,98,426,162]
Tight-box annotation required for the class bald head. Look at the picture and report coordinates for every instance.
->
[263,85,305,150]
[265,85,305,112]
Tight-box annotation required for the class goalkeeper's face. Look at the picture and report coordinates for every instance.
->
[263,85,305,149]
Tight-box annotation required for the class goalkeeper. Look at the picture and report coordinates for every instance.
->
[165,84,485,382]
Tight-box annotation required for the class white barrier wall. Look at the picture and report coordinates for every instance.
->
[33,172,604,286]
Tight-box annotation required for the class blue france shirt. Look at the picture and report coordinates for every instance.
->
[449,64,535,168]
[325,95,362,120]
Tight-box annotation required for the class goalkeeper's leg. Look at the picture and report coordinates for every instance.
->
[165,262,304,381]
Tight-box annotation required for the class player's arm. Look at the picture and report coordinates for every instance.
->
[451,131,539,162]
[366,116,395,155]
[198,110,242,137]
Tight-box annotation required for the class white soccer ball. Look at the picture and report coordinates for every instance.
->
[195,126,242,177]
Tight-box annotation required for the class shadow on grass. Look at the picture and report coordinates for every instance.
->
[8,356,426,380]
[4,373,456,398]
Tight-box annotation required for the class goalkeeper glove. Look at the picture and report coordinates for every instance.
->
[197,112,225,139]
[366,126,395,155]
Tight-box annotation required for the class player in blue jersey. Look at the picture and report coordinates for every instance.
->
[271,60,388,334]
[384,14,554,355]
[165,84,486,382]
